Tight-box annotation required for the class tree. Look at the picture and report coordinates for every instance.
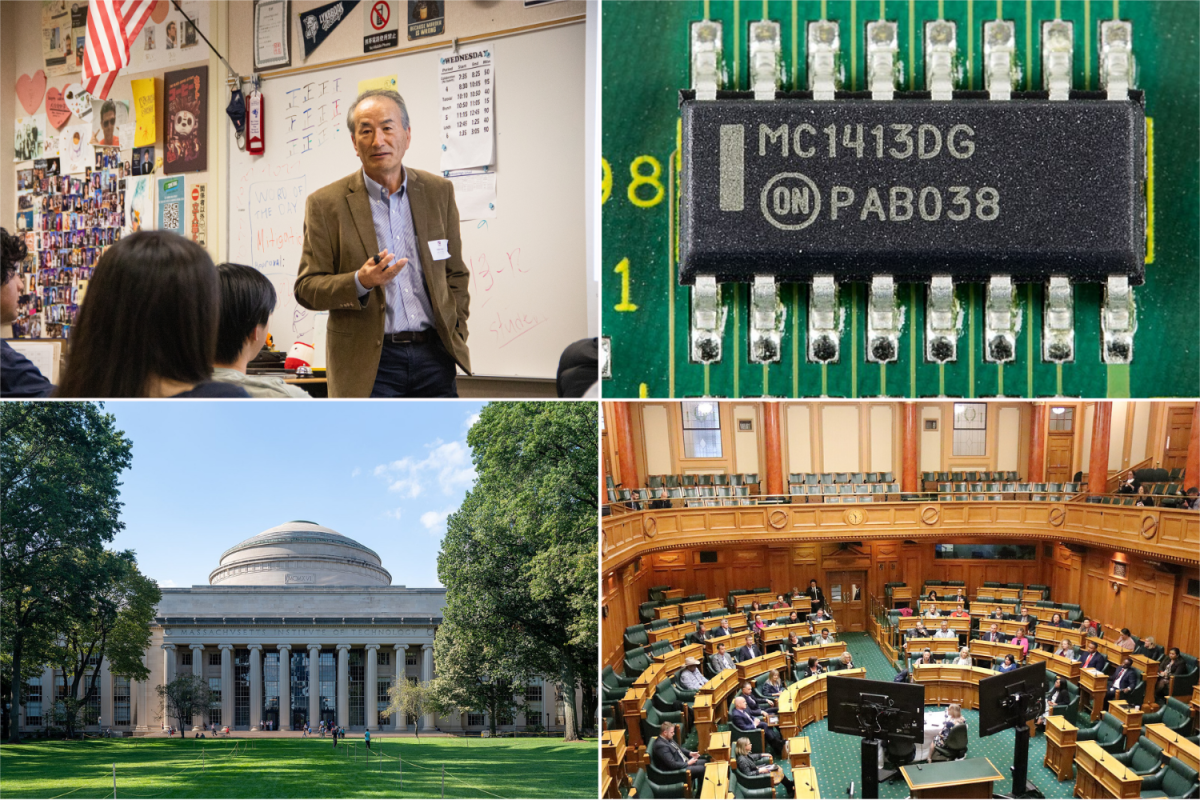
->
[156,675,210,737]
[429,621,527,736]
[437,403,598,741]
[47,550,159,738]
[385,677,433,740]
[1,403,133,743]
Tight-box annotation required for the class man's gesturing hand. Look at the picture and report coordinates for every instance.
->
[357,249,407,289]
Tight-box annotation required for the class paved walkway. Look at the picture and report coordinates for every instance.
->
[141,729,455,738]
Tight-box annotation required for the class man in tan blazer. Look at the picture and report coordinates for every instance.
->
[294,89,470,397]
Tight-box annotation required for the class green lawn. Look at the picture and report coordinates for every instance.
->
[0,736,597,799]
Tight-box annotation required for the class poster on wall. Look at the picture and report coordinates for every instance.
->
[14,116,47,162]
[89,99,130,147]
[164,66,208,174]
[157,175,185,235]
[299,0,360,58]
[188,183,207,247]
[253,0,291,70]
[408,0,443,40]
[41,1,82,78]
[124,174,154,234]
[57,122,92,173]
[129,2,210,72]
[438,45,495,170]
[364,0,399,52]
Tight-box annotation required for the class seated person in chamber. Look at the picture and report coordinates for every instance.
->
[752,613,767,633]
[1106,656,1138,701]
[736,635,762,663]
[915,648,935,666]
[1038,676,1072,725]
[1049,612,1069,628]
[772,594,789,610]
[816,628,836,645]
[748,601,763,615]
[1010,626,1031,658]
[689,622,709,646]
[678,656,706,691]
[760,669,784,702]
[1113,628,1137,650]
[953,592,968,606]
[802,657,825,678]
[989,606,1005,620]
[1079,640,1108,672]
[952,647,973,666]
[711,643,736,673]
[730,695,783,752]
[294,89,471,398]
[950,603,969,618]
[55,232,250,398]
[1016,610,1036,629]
[835,651,854,670]
[926,590,939,602]
[933,621,957,639]
[997,654,1019,673]
[712,617,734,639]
[980,623,1006,643]
[740,680,774,715]
[924,605,943,619]
[782,631,803,651]
[1079,618,1101,639]
[1054,639,1076,659]
[908,621,931,639]
[648,488,672,510]
[1,228,54,397]
[735,736,794,796]
[930,704,966,761]
[809,607,832,623]
[1157,648,1185,701]
[786,610,801,625]
[652,721,705,793]
[212,263,311,398]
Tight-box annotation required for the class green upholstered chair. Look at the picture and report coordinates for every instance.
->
[626,647,653,676]
[1162,654,1199,698]
[641,706,685,755]
[630,738,690,798]
[1139,756,1200,799]
[1047,681,1080,725]
[729,768,776,799]
[1110,667,1147,708]
[604,664,637,690]
[1076,713,1126,754]
[653,677,686,713]
[1112,736,1168,777]
[1141,697,1194,737]
[626,625,651,651]
[640,601,664,624]
[932,723,968,761]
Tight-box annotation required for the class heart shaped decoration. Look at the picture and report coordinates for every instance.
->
[16,70,47,115]
[62,83,94,120]
[151,0,168,23]
[45,87,72,129]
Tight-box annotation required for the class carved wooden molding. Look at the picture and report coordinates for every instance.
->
[843,508,865,525]
[1048,507,1066,527]
[643,516,658,539]
[768,509,789,530]
[921,506,941,525]
[1140,515,1158,540]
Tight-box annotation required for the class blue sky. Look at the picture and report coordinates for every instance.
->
[100,401,484,589]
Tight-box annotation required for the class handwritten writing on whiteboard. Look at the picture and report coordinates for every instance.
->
[282,78,345,157]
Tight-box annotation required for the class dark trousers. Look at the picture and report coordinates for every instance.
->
[370,338,458,397]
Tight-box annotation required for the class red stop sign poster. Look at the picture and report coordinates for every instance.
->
[363,0,398,52]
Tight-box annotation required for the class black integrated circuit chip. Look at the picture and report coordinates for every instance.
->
[678,92,1146,286]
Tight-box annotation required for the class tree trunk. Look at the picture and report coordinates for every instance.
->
[580,678,596,733]
[7,634,22,744]
[559,662,580,742]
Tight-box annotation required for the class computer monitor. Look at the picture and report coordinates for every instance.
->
[827,676,924,742]
[977,662,1046,738]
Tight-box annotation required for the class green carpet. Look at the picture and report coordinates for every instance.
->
[683,633,1081,798]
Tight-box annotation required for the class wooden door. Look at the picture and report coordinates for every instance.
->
[1163,407,1193,472]
[1046,433,1074,483]
[826,570,867,632]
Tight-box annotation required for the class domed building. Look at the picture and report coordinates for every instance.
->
[18,522,571,736]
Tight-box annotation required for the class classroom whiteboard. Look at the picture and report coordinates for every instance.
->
[225,23,587,379]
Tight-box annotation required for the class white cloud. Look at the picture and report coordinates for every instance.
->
[159,579,177,588]
[371,439,475,498]
[420,505,458,534]
[384,508,403,520]
[463,412,481,432]
[351,467,361,478]
[387,478,424,498]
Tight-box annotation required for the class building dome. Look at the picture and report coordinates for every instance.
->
[209,521,393,587]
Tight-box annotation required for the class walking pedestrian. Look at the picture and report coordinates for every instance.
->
[332,725,338,748]
[364,729,371,750]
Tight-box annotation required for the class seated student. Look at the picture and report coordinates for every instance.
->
[1049,612,1070,628]
[760,669,784,703]
[1079,640,1108,672]
[997,654,1019,673]
[688,622,710,646]
[980,623,1006,643]
[1135,484,1155,507]
[933,621,957,640]
[1113,628,1137,650]
[815,627,837,645]
[908,621,932,640]
[1054,639,1077,659]
[652,721,705,792]
[56,232,250,397]
[1010,627,1031,658]
[951,647,973,666]
[678,657,707,691]
[736,635,762,663]
[1106,656,1138,701]
[801,657,825,678]
[931,704,966,761]
[734,736,794,796]
[211,263,310,398]
[1157,647,1186,701]
[1,228,54,397]
[711,643,736,673]
[772,594,790,610]
[949,604,970,618]
[730,695,782,752]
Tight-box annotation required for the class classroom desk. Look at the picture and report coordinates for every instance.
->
[1029,648,1082,680]
[996,619,1037,638]
[912,664,999,709]
[1078,668,1109,722]
[1106,701,1143,751]
[790,641,846,665]
[664,589,686,601]
[707,731,731,763]
[649,622,695,649]
[737,651,788,682]
[601,730,628,795]
[776,669,866,740]
[787,736,811,769]
[792,766,820,799]
[1044,715,1078,782]
[917,600,971,614]
[900,757,1004,798]
[699,761,730,799]
[1144,723,1200,773]
[683,598,727,616]
[761,622,816,646]
[653,643,704,674]
[737,592,783,609]
[904,637,961,657]
[703,632,743,657]
[1074,739,1142,798]
[693,669,740,755]
[600,758,615,799]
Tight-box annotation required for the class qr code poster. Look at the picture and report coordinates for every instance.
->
[157,175,185,235]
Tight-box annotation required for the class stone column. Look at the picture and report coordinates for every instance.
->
[307,645,321,726]
[420,644,435,731]
[162,643,177,685]
[610,402,640,491]
[248,644,262,731]
[393,644,407,731]
[190,644,205,729]
[1089,402,1114,495]
[763,402,783,496]
[277,645,291,731]
[902,403,920,493]
[335,644,350,729]
[219,645,233,730]
[134,651,149,732]
[99,657,113,732]
[365,644,379,731]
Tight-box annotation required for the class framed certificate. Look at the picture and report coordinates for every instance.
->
[254,0,291,70]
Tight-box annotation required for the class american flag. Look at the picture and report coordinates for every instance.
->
[82,0,159,99]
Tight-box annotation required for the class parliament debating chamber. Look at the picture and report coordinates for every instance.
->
[600,401,1200,800]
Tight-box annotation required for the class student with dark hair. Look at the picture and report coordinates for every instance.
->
[1,228,54,397]
[56,231,249,398]
[212,263,309,398]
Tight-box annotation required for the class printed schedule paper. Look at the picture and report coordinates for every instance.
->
[439,45,495,171]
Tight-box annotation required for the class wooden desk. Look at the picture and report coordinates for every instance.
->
[703,632,742,657]
[1036,625,1086,651]
[890,587,913,608]
[790,597,813,614]
[1078,668,1109,722]
[912,664,999,709]
[600,758,615,799]
[1106,700,1143,751]
[1044,715,1078,782]
[1074,739,1141,798]
[1144,723,1200,773]
[737,592,781,610]
[736,650,787,682]
[649,621,695,648]
[997,619,1036,639]
[761,622,815,646]
[1090,637,1135,666]
[790,641,847,666]
[601,730,628,794]
[901,757,1004,798]
[904,637,960,657]
[1021,589,1046,603]
[655,604,683,621]
[792,766,820,799]
[664,589,686,601]
[1191,685,1200,730]
[682,598,727,616]
[1029,648,1082,680]
[969,639,1024,664]
[1127,653,1159,710]
[654,643,704,674]
[900,616,971,635]
[776,669,865,740]
[698,761,729,799]
[787,736,811,769]
[693,669,740,755]
[707,731,731,763]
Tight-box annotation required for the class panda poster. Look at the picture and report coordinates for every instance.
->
[163,65,207,174]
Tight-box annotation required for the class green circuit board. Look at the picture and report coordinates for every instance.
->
[601,0,1198,398]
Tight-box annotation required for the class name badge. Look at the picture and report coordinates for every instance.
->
[429,239,450,260]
